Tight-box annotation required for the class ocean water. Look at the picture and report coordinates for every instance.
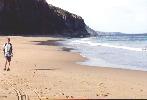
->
[61,34,147,71]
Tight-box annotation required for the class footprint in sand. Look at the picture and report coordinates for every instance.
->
[53,94,56,97]
[98,82,104,86]
[96,82,110,97]
[96,94,99,96]
[96,93,110,97]
[65,95,74,99]
[131,88,133,90]
[102,93,109,97]
[0,96,7,98]
[140,89,143,92]
[49,88,52,90]
[66,96,69,99]
[71,96,74,98]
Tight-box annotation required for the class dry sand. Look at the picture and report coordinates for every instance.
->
[0,36,147,99]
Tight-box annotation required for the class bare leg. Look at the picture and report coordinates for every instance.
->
[4,59,7,70]
[9,61,10,66]
[7,61,10,71]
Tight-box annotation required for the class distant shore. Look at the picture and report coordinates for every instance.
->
[0,36,147,99]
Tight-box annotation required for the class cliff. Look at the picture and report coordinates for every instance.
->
[0,0,89,37]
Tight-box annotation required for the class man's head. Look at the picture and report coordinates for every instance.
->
[7,38,10,43]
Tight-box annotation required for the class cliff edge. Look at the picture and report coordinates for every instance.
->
[0,0,89,37]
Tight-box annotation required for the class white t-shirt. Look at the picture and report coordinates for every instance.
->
[3,43,12,57]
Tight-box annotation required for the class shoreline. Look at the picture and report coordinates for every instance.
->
[57,38,147,72]
[59,37,147,72]
[0,36,147,99]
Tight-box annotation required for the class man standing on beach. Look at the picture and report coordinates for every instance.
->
[3,38,13,71]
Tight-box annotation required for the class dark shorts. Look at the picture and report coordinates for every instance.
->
[5,56,11,62]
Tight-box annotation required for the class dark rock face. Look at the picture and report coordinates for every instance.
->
[0,0,89,37]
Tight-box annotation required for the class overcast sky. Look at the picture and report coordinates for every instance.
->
[47,0,147,33]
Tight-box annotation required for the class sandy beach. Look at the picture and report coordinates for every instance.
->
[0,36,147,99]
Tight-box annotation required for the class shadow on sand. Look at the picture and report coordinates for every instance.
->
[34,68,57,71]
[32,40,75,52]
[31,40,63,46]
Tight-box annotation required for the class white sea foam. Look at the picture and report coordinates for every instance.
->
[62,35,147,71]
[69,39,145,52]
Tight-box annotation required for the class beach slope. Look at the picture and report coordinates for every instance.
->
[0,36,147,99]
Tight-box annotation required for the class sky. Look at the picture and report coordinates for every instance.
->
[47,0,147,33]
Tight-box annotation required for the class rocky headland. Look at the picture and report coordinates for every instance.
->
[0,0,89,37]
